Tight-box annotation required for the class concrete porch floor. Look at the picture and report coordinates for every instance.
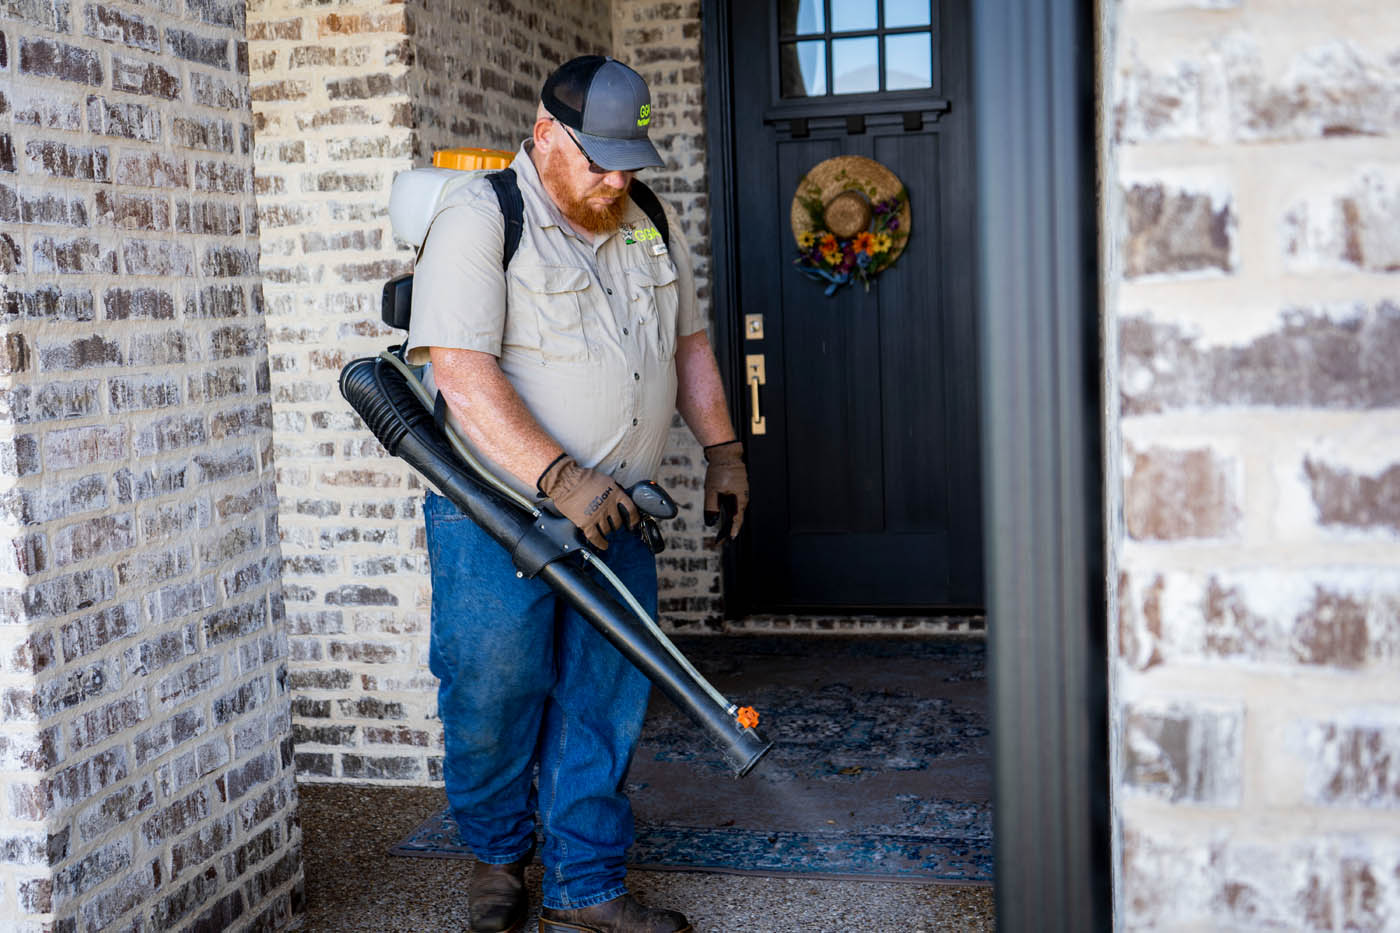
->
[298,783,996,932]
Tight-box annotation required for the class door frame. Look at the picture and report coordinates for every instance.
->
[702,0,1111,928]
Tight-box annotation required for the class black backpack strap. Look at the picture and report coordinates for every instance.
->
[486,168,525,270]
[627,180,670,252]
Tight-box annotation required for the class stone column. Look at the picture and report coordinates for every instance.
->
[1108,1,1400,927]
[0,0,301,928]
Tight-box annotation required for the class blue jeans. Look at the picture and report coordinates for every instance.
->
[423,490,655,910]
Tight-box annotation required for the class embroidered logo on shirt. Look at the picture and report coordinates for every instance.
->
[622,224,662,246]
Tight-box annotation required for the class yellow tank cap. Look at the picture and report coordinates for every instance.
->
[433,148,515,171]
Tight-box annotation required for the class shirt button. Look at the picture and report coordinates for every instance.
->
[619,460,627,469]
[623,327,629,335]
[605,288,613,295]
[633,372,640,380]
[632,418,638,426]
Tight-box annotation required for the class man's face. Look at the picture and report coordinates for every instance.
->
[538,121,634,234]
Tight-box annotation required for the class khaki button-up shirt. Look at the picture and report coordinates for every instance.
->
[405,141,705,499]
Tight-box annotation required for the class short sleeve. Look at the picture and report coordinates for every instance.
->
[661,200,707,339]
[403,191,507,366]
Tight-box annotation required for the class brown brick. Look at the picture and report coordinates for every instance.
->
[84,4,161,51]
[1305,721,1400,807]
[6,88,82,129]
[247,18,301,41]
[166,27,228,68]
[1124,182,1234,278]
[317,10,405,36]
[95,190,171,231]
[186,0,241,29]
[0,135,12,174]
[122,239,193,276]
[109,373,181,412]
[43,424,128,469]
[1120,304,1400,414]
[325,72,405,100]
[104,286,175,320]
[250,79,310,102]
[190,71,247,110]
[24,140,108,180]
[111,53,181,99]
[1230,39,1400,141]
[19,191,87,226]
[86,94,161,141]
[77,779,156,844]
[33,236,118,275]
[1126,446,1239,541]
[19,37,103,85]
[4,0,70,31]
[194,159,248,193]
[0,333,29,375]
[1304,458,1400,534]
[61,604,140,663]
[288,45,370,70]
[0,231,18,273]
[200,245,258,277]
[114,151,188,188]
[340,754,421,781]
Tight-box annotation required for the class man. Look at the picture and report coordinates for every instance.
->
[404,56,749,933]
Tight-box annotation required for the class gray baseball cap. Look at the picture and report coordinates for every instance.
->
[541,56,665,172]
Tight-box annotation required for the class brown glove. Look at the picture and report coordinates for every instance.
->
[537,454,639,550]
[703,440,749,540]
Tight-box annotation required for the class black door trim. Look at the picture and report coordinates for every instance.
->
[973,0,1111,929]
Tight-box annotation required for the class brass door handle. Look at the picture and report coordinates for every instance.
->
[745,354,766,435]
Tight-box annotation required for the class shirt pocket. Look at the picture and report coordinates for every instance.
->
[625,261,680,361]
[510,263,595,363]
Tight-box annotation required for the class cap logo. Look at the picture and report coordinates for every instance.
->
[637,104,651,127]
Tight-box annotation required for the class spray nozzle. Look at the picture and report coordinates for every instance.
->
[735,706,760,730]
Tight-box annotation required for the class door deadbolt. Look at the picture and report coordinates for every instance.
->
[746,354,766,436]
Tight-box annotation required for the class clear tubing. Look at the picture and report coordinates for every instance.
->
[582,551,735,714]
[380,349,737,717]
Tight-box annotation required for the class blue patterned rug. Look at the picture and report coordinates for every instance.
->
[391,637,992,884]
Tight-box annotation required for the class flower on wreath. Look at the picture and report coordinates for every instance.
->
[788,156,912,297]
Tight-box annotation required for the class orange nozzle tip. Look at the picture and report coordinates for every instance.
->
[735,706,759,729]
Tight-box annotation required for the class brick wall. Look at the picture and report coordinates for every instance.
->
[1107,1,1400,927]
[250,0,613,785]
[613,0,721,629]
[0,0,301,928]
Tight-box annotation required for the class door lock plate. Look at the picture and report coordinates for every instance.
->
[744,314,765,341]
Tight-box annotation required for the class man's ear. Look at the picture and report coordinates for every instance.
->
[532,117,555,154]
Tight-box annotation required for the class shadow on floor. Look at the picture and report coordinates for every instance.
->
[298,783,995,932]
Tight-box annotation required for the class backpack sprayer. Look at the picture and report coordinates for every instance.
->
[337,148,773,776]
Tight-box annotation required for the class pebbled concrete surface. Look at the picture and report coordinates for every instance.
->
[297,783,995,932]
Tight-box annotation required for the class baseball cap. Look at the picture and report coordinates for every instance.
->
[541,56,665,172]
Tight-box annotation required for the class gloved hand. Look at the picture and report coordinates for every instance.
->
[703,440,749,540]
[537,455,639,550]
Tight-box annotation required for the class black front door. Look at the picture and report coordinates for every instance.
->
[715,0,982,613]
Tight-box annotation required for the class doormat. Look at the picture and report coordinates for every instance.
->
[390,636,992,884]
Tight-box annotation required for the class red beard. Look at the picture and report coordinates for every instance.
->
[540,144,631,234]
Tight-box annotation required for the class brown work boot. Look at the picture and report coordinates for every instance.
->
[468,849,532,933]
[540,893,692,932]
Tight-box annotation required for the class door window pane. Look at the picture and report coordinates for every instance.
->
[779,0,825,36]
[831,36,879,94]
[884,0,931,28]
[830,0,877,32]
[779,40,828,97]
[884,32,932,90]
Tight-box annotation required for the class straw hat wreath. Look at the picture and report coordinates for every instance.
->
[790,155,911,296]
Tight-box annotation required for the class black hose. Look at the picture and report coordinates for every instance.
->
[339,356,772,776]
